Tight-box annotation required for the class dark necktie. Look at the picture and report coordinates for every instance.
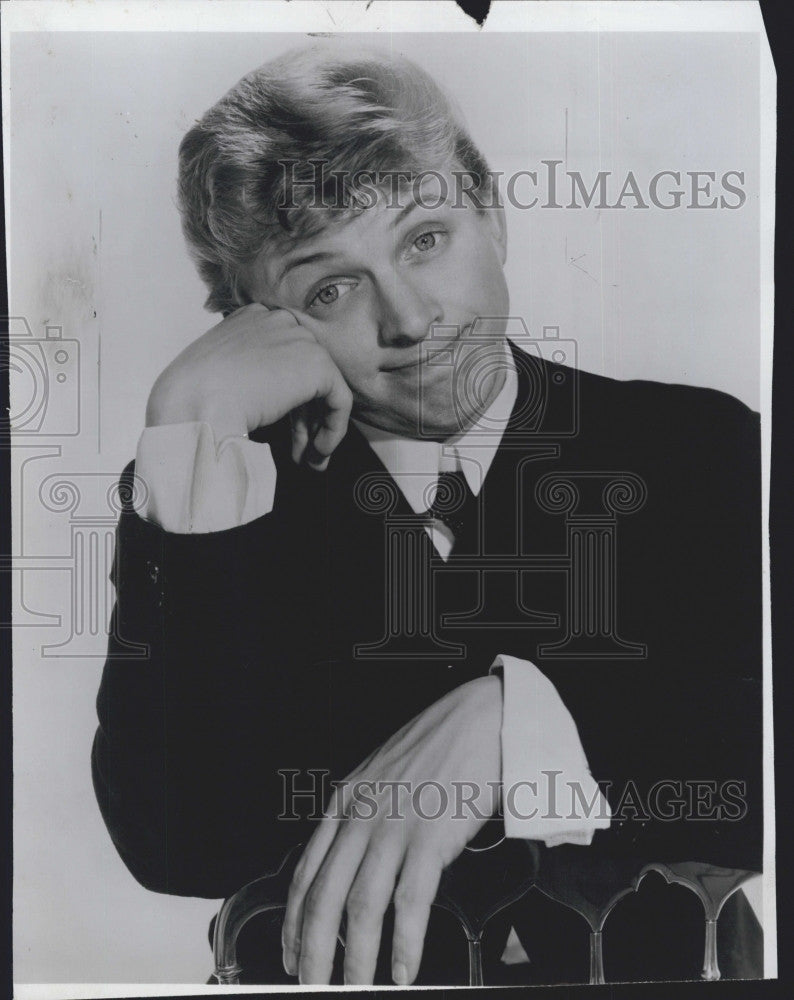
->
[424,470,480,554]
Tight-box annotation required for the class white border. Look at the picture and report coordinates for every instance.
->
[4,0,776,994]
[758,6,777,980]
[0,0,767,34]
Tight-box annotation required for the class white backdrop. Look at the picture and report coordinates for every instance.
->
[9,25,764,985]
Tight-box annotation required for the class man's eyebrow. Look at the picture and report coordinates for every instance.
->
[391,177,455,227]
[276,251,335,285]
[391,200,421,228]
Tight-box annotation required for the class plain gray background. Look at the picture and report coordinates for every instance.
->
[10,29,762,983]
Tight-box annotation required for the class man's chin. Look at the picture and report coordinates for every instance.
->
[399,400,494,442]
[355,342,510,440]
[421,352,509,439]
[419,408,488,442]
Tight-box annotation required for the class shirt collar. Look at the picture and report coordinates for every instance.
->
[353,340,518,514]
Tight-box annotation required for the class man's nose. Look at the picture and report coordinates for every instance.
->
[377,277,443,347]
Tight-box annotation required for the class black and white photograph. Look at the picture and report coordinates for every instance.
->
[5,0,776,992]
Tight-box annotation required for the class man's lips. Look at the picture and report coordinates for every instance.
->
[382,349,450,372]
[381,327,472,372]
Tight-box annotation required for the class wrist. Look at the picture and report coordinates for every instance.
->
[146,374,248,440]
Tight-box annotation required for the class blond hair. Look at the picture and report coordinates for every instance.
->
[177,42,493,314]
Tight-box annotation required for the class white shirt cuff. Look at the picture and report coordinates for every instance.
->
[136,422,277,534]
[490,653,611,847]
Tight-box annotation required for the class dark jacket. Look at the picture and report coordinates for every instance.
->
[92,347,763,906]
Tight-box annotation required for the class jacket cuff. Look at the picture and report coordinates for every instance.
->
[490,653,611,846]
[136,421,277,534]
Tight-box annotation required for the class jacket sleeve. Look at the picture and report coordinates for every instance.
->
[91,460,329,899]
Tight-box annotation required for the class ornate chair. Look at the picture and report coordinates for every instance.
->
[211,842,759,986]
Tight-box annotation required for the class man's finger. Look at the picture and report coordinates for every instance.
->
[390,847,443,986]
[296,821,371,984]
[290,405,311,464]
[282,782,355,975]
[309,366,353,467]
[276,308,353,470]
[342,836,404,984]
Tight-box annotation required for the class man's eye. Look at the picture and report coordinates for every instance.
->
[308,280,356,309]
[413,232,439,252]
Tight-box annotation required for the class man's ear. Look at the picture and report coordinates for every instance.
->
[483,204,507,265]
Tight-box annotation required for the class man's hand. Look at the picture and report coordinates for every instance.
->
[145,303,353,470]
[281,675,503,985]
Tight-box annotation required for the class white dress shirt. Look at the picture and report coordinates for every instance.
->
[135,340,610,846]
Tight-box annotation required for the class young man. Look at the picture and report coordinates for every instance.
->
[92,43,763,985]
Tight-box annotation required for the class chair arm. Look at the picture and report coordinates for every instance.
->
[534,848,760,984]
[211,844,759,985]
[211,839,540,986]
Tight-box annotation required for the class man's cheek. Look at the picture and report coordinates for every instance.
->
[317,342,359,384]
[346,368,384,409]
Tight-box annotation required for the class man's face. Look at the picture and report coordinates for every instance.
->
[243,174,510,439]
